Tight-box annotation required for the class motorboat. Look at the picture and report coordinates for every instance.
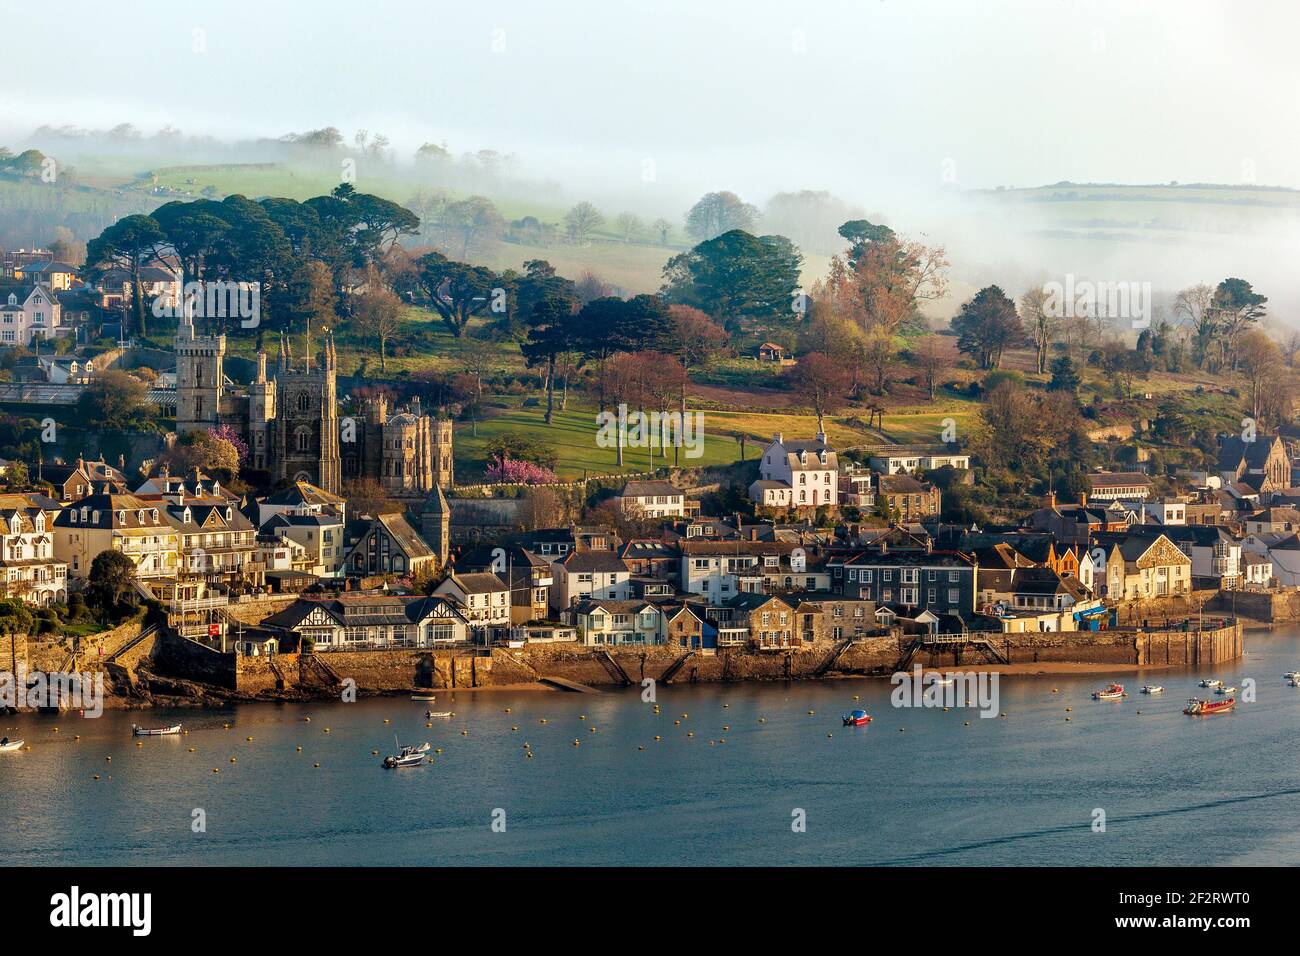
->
[383,741,431,768]
[132,724,182,736]
[1140,685,1164,694]
[1216,685,1237,695]
[841,709,872,727]
[1184,697,1234,716]
[410,694,436,701]
[0,738,23,752]
[1199,678,1223,689]
[1092,683,1125,700]
[425,711,453,719]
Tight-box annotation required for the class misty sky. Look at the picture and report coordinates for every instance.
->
[3,0,1297,204]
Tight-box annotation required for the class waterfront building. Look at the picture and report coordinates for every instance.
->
[454,544,553,624]
[434,572,511,636]
[836,548,978,617]
[262,593,470,650]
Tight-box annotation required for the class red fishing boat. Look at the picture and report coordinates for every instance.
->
[1092,683,1125,700]
[1184,696,1234,716]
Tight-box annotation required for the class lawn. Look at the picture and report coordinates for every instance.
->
[456,402,745,481]
[453,397,983,482]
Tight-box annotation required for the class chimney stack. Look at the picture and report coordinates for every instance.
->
[1079,491,1088,507]
[1044,490,1057,510]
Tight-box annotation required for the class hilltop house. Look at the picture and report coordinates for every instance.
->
[0,285,64,345]
[750,433,839,513]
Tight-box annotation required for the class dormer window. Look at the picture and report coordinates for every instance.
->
[117,510,126,524]
[151,510,158,521]
[137,510,145,524]
[70,511,77,524]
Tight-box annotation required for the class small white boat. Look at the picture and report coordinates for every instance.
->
[1284,672,1300,681]
[383,741,431,768]
[410,694,436,701]
[425,711,453,719]
[1199,678,1223,689]
[132,723,182,736]
[0,738,24,752]
[1216,685,1237,695]
[1140,685,1164,694]
[927,675,955,687]
[1290,679,1300,688]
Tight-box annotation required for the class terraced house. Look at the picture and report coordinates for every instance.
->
[680,540,820,602]
[834,549,978,617]
[162,498,262,589]
[52,490,181,580]
[0,495,67,605]
[572,598,663,645]
[550,550,632,610]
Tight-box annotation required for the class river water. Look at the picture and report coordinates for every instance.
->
[3,628,1299,866]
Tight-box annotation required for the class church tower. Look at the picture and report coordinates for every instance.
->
[248,347,276,471]
[270,330,341,495]
[175,309,224,435]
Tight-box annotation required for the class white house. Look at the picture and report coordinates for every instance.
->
[0,286,64,345]
[1243,533,1300,587]
[867,448,970,475]
[613,480,687,518]
[434,572,512,633]
[550,551,632,610]
[751,433,839,512]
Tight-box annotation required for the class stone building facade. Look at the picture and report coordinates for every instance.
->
[173,314,451,497]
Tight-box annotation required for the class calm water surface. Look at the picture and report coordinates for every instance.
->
[4,629,1300,866]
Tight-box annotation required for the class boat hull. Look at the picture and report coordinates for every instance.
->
[0,740,23,752]
[1184,697,1235,716]
[132,724,182,736]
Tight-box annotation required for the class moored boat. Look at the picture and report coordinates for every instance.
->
[1199,678,1223,689]
[1140,685,1164,694]
[1092,683,1125,700]
[382,740,431,768]
[132,723,182,736]
[0,737,24,752]
[410,694,436,701]
[1184,696,1234,716]
[1216,685,1237,695]
[425,711,453,719]
[842,709,872,727]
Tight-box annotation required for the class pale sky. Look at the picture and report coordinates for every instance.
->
[2,0,1298,203]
